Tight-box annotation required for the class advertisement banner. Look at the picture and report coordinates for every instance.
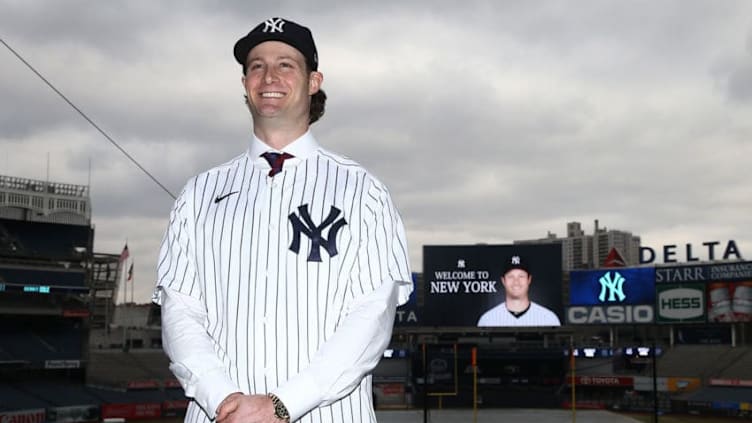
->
[667,377,701,392]
[161,400,189,418]
[162,400,190,410]
[0,410,45,423]
[101,403,161,420]
[424,344,457,395]
[655,264,709,283]
[373,383,406,407]
[567,267,655,325]
[164,379,182,388]
[570,267,655,306]
[655,262,752,283]
[709,378,752,387]
[566,305,654,325]
[707,281,752,323]
[656,284,706,323]
[633,376,700,392]
[44,360,81,369]
[126,380,159,389]
[566,376,633,387]
[423,244,562,327]
[633,376,667,392]
[47,405,99,422]
[708,262,752,282]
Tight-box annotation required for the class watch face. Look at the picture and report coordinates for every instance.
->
[269,394,290,419]
[275,403,288,419]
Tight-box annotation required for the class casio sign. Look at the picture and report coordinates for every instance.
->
[567,305,654,324]
[658,287,704,320]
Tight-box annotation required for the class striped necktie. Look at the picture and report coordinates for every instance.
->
[261,152,294,177]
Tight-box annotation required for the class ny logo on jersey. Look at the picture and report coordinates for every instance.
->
[263,18,286,33]
[289,204,347,262]
[598,271,626,302]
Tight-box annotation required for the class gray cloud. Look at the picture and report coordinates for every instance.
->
[724,34,752,105]
[1,1,751,303]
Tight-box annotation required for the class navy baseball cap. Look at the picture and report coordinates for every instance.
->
[502,254,531,276]
[233,17,319,71]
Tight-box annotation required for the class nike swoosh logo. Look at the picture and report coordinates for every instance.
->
[214,191,239,204]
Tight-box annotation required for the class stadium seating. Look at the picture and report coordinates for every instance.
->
[0,383,49,411]
[680,386,752,403]
[573,357,615,375]
[86,351,172,387]
[655,345,733,378]
[716,347,752,379]
[0,218,91,261]
[15,381,101,407]
[0,316,83,365]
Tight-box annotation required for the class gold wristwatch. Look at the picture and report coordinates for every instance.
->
[267,393,290,421]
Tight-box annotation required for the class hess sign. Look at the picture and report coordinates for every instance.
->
[656,285,705,323]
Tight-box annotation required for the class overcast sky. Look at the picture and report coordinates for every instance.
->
[2,1,750,303]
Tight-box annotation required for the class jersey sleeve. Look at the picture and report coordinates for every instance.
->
[152,182,201,305]
[351,178,413,305]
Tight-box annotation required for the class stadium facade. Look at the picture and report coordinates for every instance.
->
[1,173,750,421]
[0,174,179,422]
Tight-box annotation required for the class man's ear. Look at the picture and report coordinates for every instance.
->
[309,71,323,95]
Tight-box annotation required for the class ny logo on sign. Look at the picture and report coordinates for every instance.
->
[598,271,626,302]
[289,204,347,262]
[263,18,286,33]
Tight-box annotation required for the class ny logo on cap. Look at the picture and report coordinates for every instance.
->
[511,256,521,265]
[263,18,286,33]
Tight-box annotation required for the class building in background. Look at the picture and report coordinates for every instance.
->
[515,219,641,270]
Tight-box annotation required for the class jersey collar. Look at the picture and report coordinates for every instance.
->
[249,130,320,165]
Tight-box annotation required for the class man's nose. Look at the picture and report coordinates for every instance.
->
[264,68,277,84]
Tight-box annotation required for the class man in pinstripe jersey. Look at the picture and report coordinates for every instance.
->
[153,17,413,423]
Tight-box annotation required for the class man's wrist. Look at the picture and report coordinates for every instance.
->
[267,393,290,421]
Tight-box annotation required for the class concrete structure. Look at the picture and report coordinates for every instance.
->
[515,220,641,270]
[0,174,90,225]
[0,173,122,332]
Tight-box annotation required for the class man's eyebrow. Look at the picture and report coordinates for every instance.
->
[248,55,298,62]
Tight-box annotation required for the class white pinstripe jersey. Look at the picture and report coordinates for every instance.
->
[155,132,412,423]
[477,302,561,327]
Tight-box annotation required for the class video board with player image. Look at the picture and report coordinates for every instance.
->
[422,244,563,327]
